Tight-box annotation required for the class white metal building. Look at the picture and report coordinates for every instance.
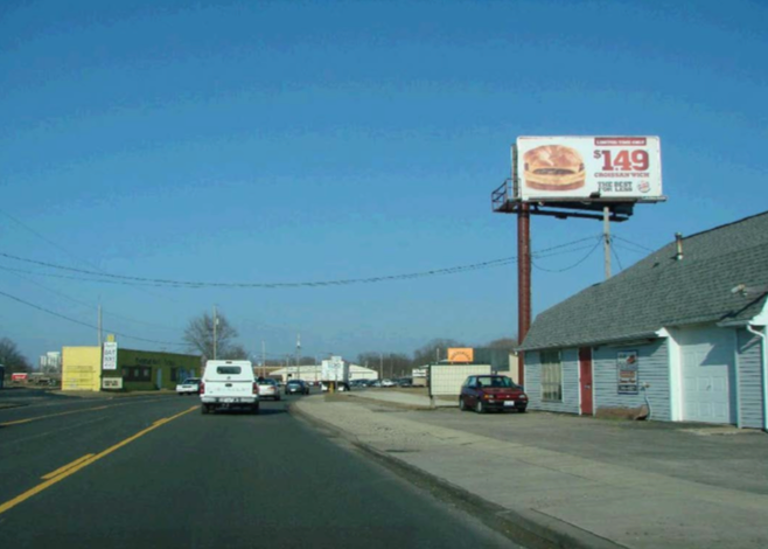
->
[270,363,379,383]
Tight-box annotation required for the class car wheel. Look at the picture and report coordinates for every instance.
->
[475,400,485,414]
[517,407,527,414]
[459,397,467,411]
[251,404,260,414]
[276,395,281,401]
[201,404,209,415]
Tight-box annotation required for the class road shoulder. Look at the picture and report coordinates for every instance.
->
[292,394,768,549]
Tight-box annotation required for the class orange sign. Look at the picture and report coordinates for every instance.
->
[447,348,474,363]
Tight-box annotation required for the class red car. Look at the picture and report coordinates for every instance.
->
[459,375,528,414]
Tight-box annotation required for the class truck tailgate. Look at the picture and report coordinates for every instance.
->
[205,380,253,397]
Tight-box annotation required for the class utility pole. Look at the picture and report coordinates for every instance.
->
[212,305,218,360]
[295,334,301,381]
[379,352,383,381]
[97,304,103,347]
[261,340,266,378]
[603,206,612,280]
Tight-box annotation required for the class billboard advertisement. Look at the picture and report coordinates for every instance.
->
[102,341,118,371]
[447,348,474,363]
[321,356,348,382]
[515,136,662,202]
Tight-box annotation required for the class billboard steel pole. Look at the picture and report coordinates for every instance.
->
[517,202,531,387]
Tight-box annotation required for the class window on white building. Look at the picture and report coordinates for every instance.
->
[540,350,563,402]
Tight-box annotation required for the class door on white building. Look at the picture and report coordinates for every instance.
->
[679,327,736,424]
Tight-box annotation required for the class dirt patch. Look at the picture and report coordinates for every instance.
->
[594,405,649,421]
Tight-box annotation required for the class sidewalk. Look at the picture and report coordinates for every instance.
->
[294,390,768,549]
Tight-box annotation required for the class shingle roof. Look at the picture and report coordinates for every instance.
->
[520,211,768,351]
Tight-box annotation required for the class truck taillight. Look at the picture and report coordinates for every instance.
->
[253,382,259,395]
[200,381,205,395]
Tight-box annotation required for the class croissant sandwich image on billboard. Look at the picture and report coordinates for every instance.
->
[523,144,586,192]
[515,136,663,203]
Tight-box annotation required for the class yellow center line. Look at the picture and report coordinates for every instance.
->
[0,405,198,516]
[0,398,166,427]
[41,454,95,480]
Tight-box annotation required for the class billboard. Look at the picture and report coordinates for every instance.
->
[515,136,662,202]
[102,341,118,371]
[321,356,348,382]
[447,348,474,363]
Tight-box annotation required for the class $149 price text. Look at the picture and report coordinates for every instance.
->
[594,149,649,172]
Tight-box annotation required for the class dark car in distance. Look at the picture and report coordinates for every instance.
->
[285,379,310,395]
[459,375,528,414]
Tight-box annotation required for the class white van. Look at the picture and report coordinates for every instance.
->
[200,360,258,414]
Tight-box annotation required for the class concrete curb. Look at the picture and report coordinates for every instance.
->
[290,401,626,549]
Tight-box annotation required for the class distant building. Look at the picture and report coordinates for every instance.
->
[39,351,62,374]
[62,345,201,392]
[270,363,379,383]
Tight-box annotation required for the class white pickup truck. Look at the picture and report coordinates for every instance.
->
[200,360,259,414]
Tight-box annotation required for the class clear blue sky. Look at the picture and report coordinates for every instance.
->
[1,0,767,364]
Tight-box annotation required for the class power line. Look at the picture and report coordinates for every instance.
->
[0,288,186,348]
[0,236,604,290]
[611,243,624,271]
[612,235,655,253]
[532,239,604,260]
[612,241,650,255]
[0,265,182,331]
[531,237,603,273]
[531,235,602,258]
[0,207,177,302]
[0,255,516,288]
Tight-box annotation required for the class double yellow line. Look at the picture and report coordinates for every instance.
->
[0,405,198,516]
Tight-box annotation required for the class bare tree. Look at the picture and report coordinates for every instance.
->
[485,337,518,350]
[412,338,464,366]
[183,311,242,360]
[222,344,249,360]
[0,337,31,373]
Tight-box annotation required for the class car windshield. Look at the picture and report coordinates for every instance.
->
[476,376,515,388]
[216,366,242,375]
[184,379,199,384]
[260,379,276,385]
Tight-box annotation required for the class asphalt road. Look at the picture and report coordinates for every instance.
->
[0,391,519,548]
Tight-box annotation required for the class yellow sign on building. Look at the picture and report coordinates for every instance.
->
[62,347,102,392]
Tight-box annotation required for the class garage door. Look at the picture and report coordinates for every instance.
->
[679,327,736,424]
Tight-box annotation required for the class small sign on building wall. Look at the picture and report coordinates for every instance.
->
[617,351,639,394]
[102,378,123,390]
